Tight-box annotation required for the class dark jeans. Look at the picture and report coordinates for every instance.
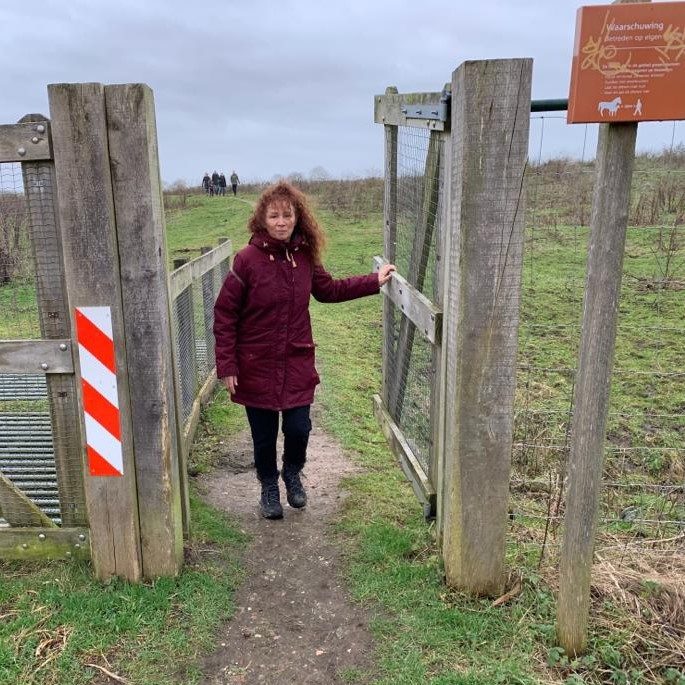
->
[231,183,238,196]
[245,405,311,481]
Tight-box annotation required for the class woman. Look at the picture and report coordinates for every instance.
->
[213,181,395,519]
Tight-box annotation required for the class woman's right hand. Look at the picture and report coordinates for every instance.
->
[223,376,238,394]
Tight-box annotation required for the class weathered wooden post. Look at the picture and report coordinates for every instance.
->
[49,83,143,581]
[442,59,532,594]
[218,237,231,281]
[49,82,184,579]
[557,0,650,654]
[556,121,637,656]
[104,83,183,577]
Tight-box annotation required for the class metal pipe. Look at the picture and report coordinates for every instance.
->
[531,99,569,112]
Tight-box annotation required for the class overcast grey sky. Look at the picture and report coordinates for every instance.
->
[2,0,683,185]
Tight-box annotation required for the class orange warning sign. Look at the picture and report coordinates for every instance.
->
[568,2,685,123]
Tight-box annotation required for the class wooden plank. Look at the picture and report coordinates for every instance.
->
[192,241,232,280]
[217,237,232,281]
[0,340,73,374]
[0,527,90,560]
[169,261,193,299]
[373,394,435,517]
[181,369,217,460]
[557,123,639,657]
[442,59,532,596]
[0,122,52,162]
[19,115,87,528]
[382,106,398,408]
[48,82,142,582]
[169,240,232,300]
[374,91,448,130]
[373,257,442,344]
[0,472,57,527]
[105,83,183,578]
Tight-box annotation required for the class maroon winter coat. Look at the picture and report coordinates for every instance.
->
[213,231,380,410]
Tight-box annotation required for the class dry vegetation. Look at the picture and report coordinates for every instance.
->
[0,192,32,284]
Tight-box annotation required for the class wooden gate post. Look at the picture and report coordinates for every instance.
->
[442,59,532,595]
[48,83,143,581]
[49,82,184,580]
[104,84,183,577]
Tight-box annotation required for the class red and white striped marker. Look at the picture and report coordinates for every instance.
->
[74,306,123,477]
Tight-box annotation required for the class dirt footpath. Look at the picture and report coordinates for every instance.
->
[196,420,377,685]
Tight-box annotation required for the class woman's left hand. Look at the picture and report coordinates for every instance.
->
[378,263,396,286]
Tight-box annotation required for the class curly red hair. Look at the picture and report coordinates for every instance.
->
[248,181,326,264]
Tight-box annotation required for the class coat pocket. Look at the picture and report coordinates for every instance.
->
[287,341,319,393]
[236,343,273,396]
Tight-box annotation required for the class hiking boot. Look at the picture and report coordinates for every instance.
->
[281,465,307,508]
[259,478,283,519]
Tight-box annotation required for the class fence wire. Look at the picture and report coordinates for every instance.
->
[171,255,225,428]
[513,115,685,570]
[0,160,86,528]
[386,126,444,475]
[174,284,197,422]
[0,163,39,336]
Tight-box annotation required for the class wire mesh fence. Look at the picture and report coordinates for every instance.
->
[512,115,685,572]
[0,163,39,337]
[385,127,445,476]
[174,283,197,423]
[170,245,230,431]
[0,160,86,528]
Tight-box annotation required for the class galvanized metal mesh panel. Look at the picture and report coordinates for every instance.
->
[170,259,224,427]
[385,127,444,474]
[0,163,39,336]
[513,115,685,564]
[194,275,210,380]
[173,283,197,422]
[0,411,60,521]
[0,161,83,527]
[199,265,219,379]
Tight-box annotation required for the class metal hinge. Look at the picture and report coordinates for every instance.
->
[400,88,451,122]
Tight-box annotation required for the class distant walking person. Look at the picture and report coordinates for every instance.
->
[219,172,227,196]
[230,170,240,196]
[202,172,211,195]
[212,170,220,197]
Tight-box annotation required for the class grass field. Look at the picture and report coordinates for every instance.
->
[0,167,683,684]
